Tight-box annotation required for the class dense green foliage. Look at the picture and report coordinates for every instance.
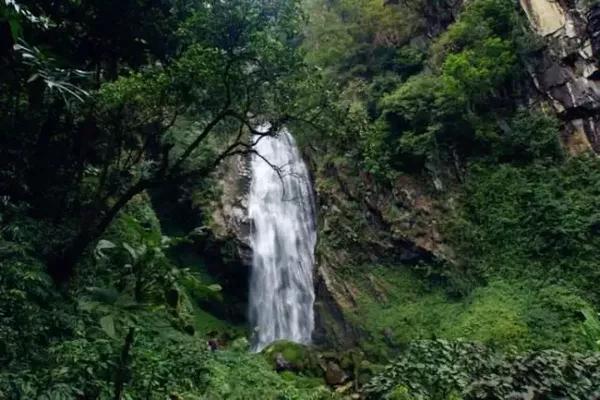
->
[450,156,600,302]
[348,267,600,359]
[0,0,336,398]
[301,0,600,396]
[0,194,332,399]
[1,0,310,282]
[2,0,600,398]
[381,154,600,364]
[370,0,553,176]
[364,340,600,400]
[302,0,555,179]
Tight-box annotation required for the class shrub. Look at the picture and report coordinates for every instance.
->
[365,0,537,175]
[498,109,563,162]
[364,340,600,400]
[448,156,600,304]
[363,340,496,399]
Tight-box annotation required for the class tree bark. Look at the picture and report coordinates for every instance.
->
[114,327,135,400]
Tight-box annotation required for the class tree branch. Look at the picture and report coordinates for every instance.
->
[169,107,232,173]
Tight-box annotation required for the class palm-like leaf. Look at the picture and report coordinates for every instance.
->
[14,39,91,103]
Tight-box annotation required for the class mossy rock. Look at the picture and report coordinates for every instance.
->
[262,340,322,376]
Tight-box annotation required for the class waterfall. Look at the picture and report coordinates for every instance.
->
[248,127,316,352]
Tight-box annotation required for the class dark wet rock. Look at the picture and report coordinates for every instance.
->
[209,151,253,266]
[208,339,219,352]
[275,352,293,372]
[312,266,362,349]
[587,4,600,58]
[520,0,600,154]
[263,340,322,375]
[325,361,348,386]
[311,160,451,349]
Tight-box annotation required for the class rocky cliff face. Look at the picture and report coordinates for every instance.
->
[209,152,253,267]
[206,0,600,351]
[310,160,451,348]
[521,0,600,154]
[207,140,450,348]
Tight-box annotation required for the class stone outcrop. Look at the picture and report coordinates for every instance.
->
[262,340,322,375]
[520,0,566,36]
[209,151,253,266]
[325,361,348,385]
[310,156,451,349]
[520,0,600,154]
[420,0,464,37]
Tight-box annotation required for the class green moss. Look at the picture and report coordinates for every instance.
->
[201,351,332,400]
[263,341,322,376]
[450,281,528,347]
[264,340,304,364]
[349,266,597,358]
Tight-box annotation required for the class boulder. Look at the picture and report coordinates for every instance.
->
[262,340,321,376]
[275,352,293,372]
[325,361,348,385]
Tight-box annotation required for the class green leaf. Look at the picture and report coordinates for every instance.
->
[99,315,116,339]
[207,284,222,292]
[94,239,117,259]
[123,242,138,261]
[78,299,98,312]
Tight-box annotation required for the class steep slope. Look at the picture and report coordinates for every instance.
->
[208,0,600,362]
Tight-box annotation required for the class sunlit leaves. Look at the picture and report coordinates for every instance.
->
[441,37,517,101]
[14,40,90,103]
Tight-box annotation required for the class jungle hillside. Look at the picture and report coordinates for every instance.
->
[2,0,600,399]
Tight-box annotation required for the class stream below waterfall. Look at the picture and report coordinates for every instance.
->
[248,128,316,352]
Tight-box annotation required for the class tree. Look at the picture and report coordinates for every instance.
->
[0,0,317,282]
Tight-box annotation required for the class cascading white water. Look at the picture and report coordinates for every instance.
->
[248,127,316,352]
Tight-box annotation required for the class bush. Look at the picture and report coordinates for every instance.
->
[498,109,563,163]
[201,351,333,400]
[363,340,496,399]
[349,264,598,359]
[448,155,600,304]
[0,216,75,368]
[364,0,536,175]
[364,340,600,400]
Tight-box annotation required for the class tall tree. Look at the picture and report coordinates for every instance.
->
[0,0,314,282]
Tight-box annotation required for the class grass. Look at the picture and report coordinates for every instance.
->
[348,265,599,359]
